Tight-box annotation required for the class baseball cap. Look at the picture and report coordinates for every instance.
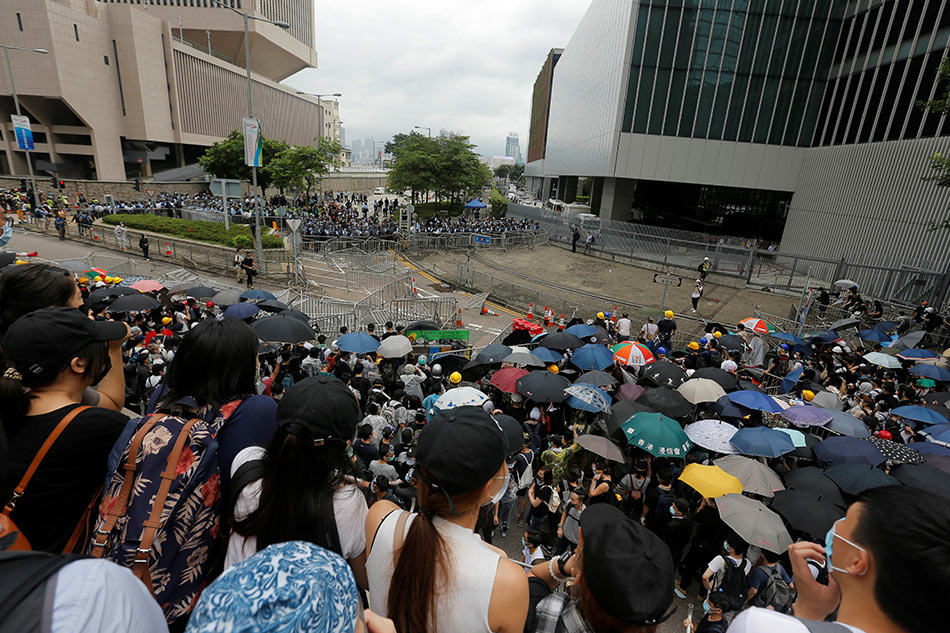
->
[415,406,507,495]
[6,307,127,375]
[493,413,523,458]
[580,504,675,625]
[277,376,360,444]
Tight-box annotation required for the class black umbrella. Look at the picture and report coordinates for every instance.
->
[891,463,950,499]
[251,314,317,343]
[516,370,571,403]
[641,361,687,388]
[607,399,653,438]
[585,327,610,345]
[824,463,899,495]
[258,299,289,313]
[406,320,440,332]
[737,379,763,392]
[707,394,752,419]
[924,454,950,474]
[57,259,89,273]
[867,436,925,465]
[89,286,140,304]
[181,286,217,299]
[283,309,311,323]
[770,489,845,538]
[925,391,950,405]
[717,334,746,353]
[501,329,534,346]
[691,367,739,391]
[782,466,846,507]
[829,317,861,331]
[636,387,693,419]
[541,331,584,351]
[461,358,497,382]
[107,294,160,312]
[476,344,513,364]
[789,433,822,461]
[431,354,469,375]
[575,370,618,387]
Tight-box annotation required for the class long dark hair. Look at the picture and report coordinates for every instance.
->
[0,264,77,336]
[157,319,258,410]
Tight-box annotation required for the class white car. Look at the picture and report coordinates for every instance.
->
[374,187,386,195]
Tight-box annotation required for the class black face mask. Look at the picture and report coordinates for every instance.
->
[93,355,112,385]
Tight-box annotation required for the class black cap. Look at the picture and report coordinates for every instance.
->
[416,406,507,495]
[277,376,360,444]
[580,505,675,625]
[6,307,127,375]
[493,413,523,458]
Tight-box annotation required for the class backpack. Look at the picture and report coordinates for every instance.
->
[87,399,244,625]
[0,551,83,631]
[515,451,535,490]
[545,485,561,514]
[715,557,748,611]
[655,486,676,520]
[752,564,795,613]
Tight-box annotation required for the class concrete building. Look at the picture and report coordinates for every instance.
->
[526,0,950,272]
[0,0,328,182]
[504,132,522,164]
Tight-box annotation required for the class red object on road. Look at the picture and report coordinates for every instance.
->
[512,318,544,336]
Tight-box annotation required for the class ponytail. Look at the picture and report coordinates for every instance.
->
[0,365,31,428]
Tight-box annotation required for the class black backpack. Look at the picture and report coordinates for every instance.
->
[716,557,748,611]
[0,551,83,632]
[752,564,795,613]
[655,486,676,520]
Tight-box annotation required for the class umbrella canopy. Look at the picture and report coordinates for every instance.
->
[540,332,584,350]
[857,329,891,343]
[805,330,841,344]
[891,463,950,498]
[775,427,808,448]
[824,409,871,438]
[430,354,468,375]
[617,383,645,402]
[824,463,899,495]
[575,370,617,387]
[503,351,545,368]
[910,364,950,382]
[811,390,842,410]
[922,424,950,444]
[58,259,89,273]
[780,367,804,395]
[606,399,653,437]
[501,329,533,347]
[377,335,413,359]
[709,394,752,419]
[464,198,487,208]
[730,427,796,458]
[106,294,160,312]
[564,323,598,338]
[241,289,277,301]
[223,302,260,319]
[770,490,846,538]
[891,330,926,351]
[692,367,739,392]
[867,436,925,465]
[684,419,740,454]
[714,455,785,497]
[88,285,140,304]
[620,412,692,458]
[813,436,885,467]
[564,384,612,414]
[533,347,564,363]
[336,332,380,355]
[636,387,693,419]
[641,361,688,388]
[829,317,861,331]
[571,344,614,371]
[613,341,656,367]
[405,320,440,332]
[772,332,805,345]
[677,378,727,404]
[913,442,950,457]
[476,344,513,364]
[283,309,310,323]
[873,320,899,332]
[460,359,496,383]
[211,290,243,306]
[834,279,858,288]
[898,348,939,360]
[739,317,776,334]
[716,493,792,553]
[251,314,316,343]
[489,367,530,394]
[575,434,624,462]
[728,390,785,413]
[717,334,746,353]
[783,466,846,507]
[179,285,217,299]
[130,279,164,293]
[780,404,832,428]
[435,387,488,410]
[258,299,290,313]
[679,464,744,499]
[516,370,571,403]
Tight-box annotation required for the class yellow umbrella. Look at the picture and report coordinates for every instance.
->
[678,463,744,499]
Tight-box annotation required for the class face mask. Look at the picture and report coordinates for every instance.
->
[723,540,730,552]
[702,599,711,614]
[824,518,867,575]
[483,473,509,507]
[669,505,678,517]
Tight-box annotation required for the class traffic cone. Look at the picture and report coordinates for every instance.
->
[611,306,618,322]
[543,306,550,326]
[164,241,172,256]
[558,314,566,328]
[526,302,534,320]
[455,308,463,328]
[412,277,417,295]
[481,305,499,316]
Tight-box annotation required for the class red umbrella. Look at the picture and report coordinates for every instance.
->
[617,383,645,402]
[490,367,529,394]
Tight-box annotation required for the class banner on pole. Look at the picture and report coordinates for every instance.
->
[11,115,33,151]
[243,117,262,167]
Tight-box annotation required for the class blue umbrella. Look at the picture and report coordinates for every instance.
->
[709,394,752,418]
[898,348,939,360]
[813,437,885,467]
[241,289,277,301]
[892,405,949,426]
[727,390,785,414]
[824,409,871,438]
[730,427,796,458]
[922,424,950,444]
[565,384,612,413]
[910,364,950,382]
[223,302,260,319]
[857,329,891,344]
[805,329,840,344]
[336,332,380,355]
[911,442,950,456]
[781,368,803,394]
[772,332,805,345]
[564,323,598,338]
[533,347,564,363]
[873,320,899,332]
[571,344,614,371]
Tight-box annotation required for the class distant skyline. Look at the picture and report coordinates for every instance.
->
[283,1,591,158]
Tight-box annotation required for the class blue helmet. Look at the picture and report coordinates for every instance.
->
[657,347,667,354]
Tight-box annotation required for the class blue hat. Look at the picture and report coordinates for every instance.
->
[657,347,667,354]
[186,541,360,633]
[699,338,708,345]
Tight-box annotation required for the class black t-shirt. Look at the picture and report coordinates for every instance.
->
[658,320,676,337]
[533,484,553,519]
[1,403,128,552]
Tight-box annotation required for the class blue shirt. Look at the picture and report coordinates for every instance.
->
[748,562,793,593]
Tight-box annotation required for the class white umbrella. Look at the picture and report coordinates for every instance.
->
[834,279,858,289]
[435,387,488,410]
[684,419,740,454]
[564,384,612,414]
[863,352,902,369]
[714,455,785,498]
[377,335,413,358]
[677,378,727,405]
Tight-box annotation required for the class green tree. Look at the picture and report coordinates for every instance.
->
[198,130,289,192]
[489,186,508,218]
[387,132,440,202]
[264,138,344,197]
[494,164,511,179]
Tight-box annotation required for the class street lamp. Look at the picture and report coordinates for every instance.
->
[211,0,290,268]
[295,91,341,143]
[1,45,48,211]
[413,125,431,137]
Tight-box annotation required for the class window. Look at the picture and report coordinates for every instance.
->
[104,55,109,65]
[16,13,22,31]
[74,24,79,41]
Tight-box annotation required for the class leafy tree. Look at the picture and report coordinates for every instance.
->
[264,138,344,197]
[388,132,441,202]
[494,165,511,179]
[489,186,508,218]
[198,130,289,191]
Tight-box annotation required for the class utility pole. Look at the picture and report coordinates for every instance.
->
[2,45,47,212]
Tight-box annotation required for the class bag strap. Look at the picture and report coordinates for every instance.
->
[392,510,411,554]
[798,618,851,633]
[62,483,104,554]
[226,458,266,522]
[3,406,90,515]
[0,552,84,624]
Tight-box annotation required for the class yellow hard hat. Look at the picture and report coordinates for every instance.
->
[687,341,700,351]
[94,276,102,282]
[597,312,605,320]
[449,371,462,384]
[802,390,815,402]
[664,310,674,319]
[78,277,88,284]
[103,276,113,284]
[113,277,123,283]
[547,365,559,374]
[162,316,173,325]
[15,260,27,265]
[713,331,722,338]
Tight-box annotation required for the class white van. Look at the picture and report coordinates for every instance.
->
[373,187,386,195]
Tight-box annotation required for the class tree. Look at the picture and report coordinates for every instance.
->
[489,186,508,218]
[264,138,344,197]
[198,130,289,192]
[494,164,511,179]
[388,131,491,204]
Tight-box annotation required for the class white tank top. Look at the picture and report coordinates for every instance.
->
[366,510,501,633]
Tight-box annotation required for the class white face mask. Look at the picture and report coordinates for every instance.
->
[484,473,509,506]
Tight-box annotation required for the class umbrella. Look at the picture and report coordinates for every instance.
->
[772,332,805,345]
[834,279,858,288]
[336,332,380,355]
[873,320,899,332]
[770,490,846,538]
[240,289,276,301]
[490,367,529,394]
[617,383,645,401]
[533,347,563,363]
[898,348,940,361]
[677,378,727,404]
[540,331,584,350]
[564,384,612,414]
[516,370,571,403]
[813,436,885,466]
[258,299,289,313]
[571,344,614,371]
[857,329,891,343]
[212,290,243,306]
[564,323,598,338]
[708,394,751,418]
[575,370,617,387]
[824,463,899,495]
[780,367,804,394]
[130,279,164,293]
[620,412,692,458]
[405,320,440,332]
[679,464,744,499]
[922,424,950,445]
[891,405,948,426]
[501,329,533,346]
[58,259,89,273]
[805,329,841,344]
[811,391,842,410]
[503,351,545,368]
[923,453,950,473]
[377,335,413,359]
[730,427,796,458]
[691,367,739,392]
[460,359,497,383]
[775,427,808,448]
[179,285,217,299]
[891,463,950,499]
[824,409,871,438]
[575,434,624,462]
[613,342,655,367]
[435,387,488,410]
[430,354,468,374]
[637,387,693,419]
[714,455,785,497]
[283,309,310,323]
[684,419,740,454]
[829,317,861,331]
[475,343,513,364]
[925,391,950,404]
[910,364,950,382]
[865,437,923,465]
[716,493,792,553]
[914,442,950,457]
[739,317,776,334]
[223,302,260,319]
[783,466,846,506]
[106,294,160,312]
[606,399,653,437]
[642,361,687,388]
[88,285,140,304]
[727,390,784,413]
[780,404,832,428]
[586,327,611,345]
[717,334,746,353]
[251,314,316,343]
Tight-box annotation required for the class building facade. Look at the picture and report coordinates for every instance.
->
[504,132,522,164]
[0,0,327,182]
[526,0,950,272]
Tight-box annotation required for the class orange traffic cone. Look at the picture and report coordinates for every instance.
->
[543,306,550,326]
[455,308,463,328]
[526,302,534,320]
[164,241,172,256]
[611,306,619,322]
[481,305,499,316]
[558,314,566,328]
[412,277,417,295]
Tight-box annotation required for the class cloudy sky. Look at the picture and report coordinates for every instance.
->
[284,1,591,158]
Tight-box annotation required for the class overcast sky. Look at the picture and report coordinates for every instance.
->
[284,1,591,158]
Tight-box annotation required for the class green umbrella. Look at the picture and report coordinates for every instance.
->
[620,412,692,458]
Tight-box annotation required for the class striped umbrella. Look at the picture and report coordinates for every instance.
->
[613,341,655,367]
[739,317,776,334]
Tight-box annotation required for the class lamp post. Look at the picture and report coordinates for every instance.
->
[2,44,47,212]
[211,0,290,270]
[413,125,431,137]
